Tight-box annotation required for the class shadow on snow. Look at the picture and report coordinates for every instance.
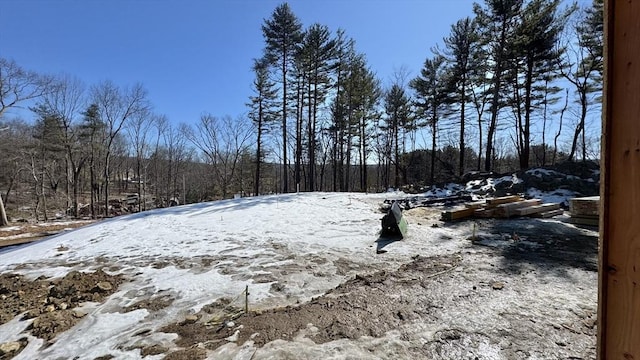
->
[441,217,598,278]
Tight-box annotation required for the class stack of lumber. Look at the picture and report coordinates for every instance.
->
[569,196,600,226]
[441,195,563,221]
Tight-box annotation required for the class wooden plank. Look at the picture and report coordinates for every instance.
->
[441,207,476,221]
[465,201,486,209]
[533,209,564,218]
[494,199,542,218]
[570,217,600,227]
[599,1,640,357]
[570,196,600,216]
[514,203,561,216]
[0,237,47,248]
[571,214,599,220]
[473,208,495,218]
[485,195,522,206]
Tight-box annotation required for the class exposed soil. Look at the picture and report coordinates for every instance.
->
[217,254,461,347]
[0,197,599,359]
[0,269,125,355]
[154,216,597,359]
[163,347,207,360]
[123,295,174,313]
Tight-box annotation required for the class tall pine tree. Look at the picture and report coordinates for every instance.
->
[441,17,482,176]
[298,23,337,191]
[248,58,278,196]
[474,0,523,171]
[508,0,567,169]
[410,55,447,184]
[562,0,603,161]
[262,3,303,193]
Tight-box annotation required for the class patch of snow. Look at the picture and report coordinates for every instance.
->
[0,192,462,359]
[526,187,576,206]
[38,310,150,359]
[0,226,21,232]
[511,174,523,184]
[0,191,596,359]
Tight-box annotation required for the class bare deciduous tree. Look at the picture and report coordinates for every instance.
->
[184,115,254,198]
[0,57,54,118]
[0,59,54,226]
[39,75,87,216]
[126,110,153,211]
[91,81,149,217]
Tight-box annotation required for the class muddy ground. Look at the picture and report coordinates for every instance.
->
[0,269,124,358]
[154,215,598,359]
[0,210,598,359]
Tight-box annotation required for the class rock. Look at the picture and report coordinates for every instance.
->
[270,282,285,292]
[0,341,22,355]
[227,321,235,328]
[45,305,56,313]
[59,302,68,310]
[492,282,504,290]
[72,310,87,318]
[96,281,113,292]
[49,283,75,298]
[181,315,198,325]
[22,309,40,320]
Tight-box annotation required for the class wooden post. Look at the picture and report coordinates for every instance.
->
[244,285,249,314]
[599,0,640,358]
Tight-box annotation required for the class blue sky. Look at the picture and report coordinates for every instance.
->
[1,0,478,125]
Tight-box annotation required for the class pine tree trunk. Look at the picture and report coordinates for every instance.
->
[255,104,263,196]
[569,91,588,161]
[295,77,303,191]
[459,78,466,176]
[281,53,289,193]
[520,59,534,170]
[485,19,507,172]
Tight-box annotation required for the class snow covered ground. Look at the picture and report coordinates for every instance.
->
[0,192,598,359]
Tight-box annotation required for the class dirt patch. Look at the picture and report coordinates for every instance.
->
[124,295,174,313]
[163,347,207,360]
[153,216,597,360]
[140,344,169,357]
[92,355,114,360]
[159,255,460,350]
[0,269,125,346]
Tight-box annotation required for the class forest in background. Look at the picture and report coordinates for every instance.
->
[0,0,603,225]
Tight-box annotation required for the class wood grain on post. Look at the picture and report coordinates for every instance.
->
[599,0,640,358]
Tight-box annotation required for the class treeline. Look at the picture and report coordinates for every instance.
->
[0,0,602,225]
[252,0,603,195]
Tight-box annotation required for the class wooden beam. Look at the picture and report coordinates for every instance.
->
[441,207,475,221]
[474,208,495,218]
[513,203,561,216]
[599,0,640,358]
[485,195,521,206]
[533,209,564,218]
[569,196,600,216]
[493,199,542,218]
